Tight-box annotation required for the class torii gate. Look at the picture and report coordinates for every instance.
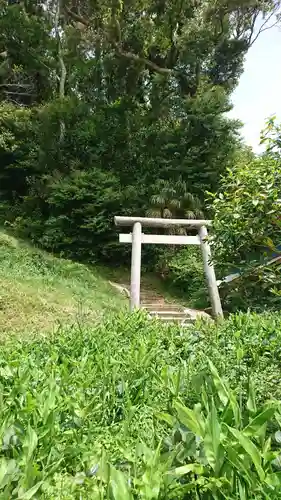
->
[114,216,223,319]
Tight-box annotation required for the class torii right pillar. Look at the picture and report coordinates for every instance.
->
[199,225,223,319]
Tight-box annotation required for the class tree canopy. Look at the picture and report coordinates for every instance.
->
[0,0,280,263]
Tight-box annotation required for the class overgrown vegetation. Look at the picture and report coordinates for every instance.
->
[210,118,281,312]
[1,1,281,311]
[1,3,281,497]
[1,311,281,498]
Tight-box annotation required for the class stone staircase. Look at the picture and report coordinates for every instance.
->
[140,290,194,326]
[109,281,211,326]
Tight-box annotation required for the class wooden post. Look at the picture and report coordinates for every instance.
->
[130,222,142,310]
[199,225,223,319]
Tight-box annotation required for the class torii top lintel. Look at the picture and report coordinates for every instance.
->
[114,216,212,228]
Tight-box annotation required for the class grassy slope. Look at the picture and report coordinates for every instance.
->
[0,231,127,336]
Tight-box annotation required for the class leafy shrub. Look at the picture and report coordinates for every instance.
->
[167,248,204,292]
[0,312,182,497]
[209,123,281,312]
[0,89,238,267]
[219,263,281,313]
[210,155,281,271]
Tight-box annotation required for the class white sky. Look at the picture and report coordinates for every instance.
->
[229,22,281,152]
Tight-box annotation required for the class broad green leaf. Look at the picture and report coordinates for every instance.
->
[23,426,38,462]
[265,472,281,487]
[238,479,247,500]
[226,445,253,485]
[17,482,43,499]
[174,402,205,436]
[155,412,176,427]
[221,401,235,426]
[170,464,204,476]
[236,346,244,361]
[0,458,17,488]
[208,359,240,426]
[139,469,162,499]
[110,466,132,500]
[263,450,278,464]
[263,436,272,456]
[243,406,277,437]
[204,403,221,471]
[246,380,257,413]
[208,359,229,406]
[226,425,265,481]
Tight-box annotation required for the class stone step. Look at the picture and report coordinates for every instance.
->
[142,303,180,310]
[141,297,164,301]
[149,316,194,324]
[140,295,164,301]
[110,281,209,323]
[148,310,190,318]
[184,308,212,321]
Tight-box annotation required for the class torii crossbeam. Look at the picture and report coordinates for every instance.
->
[114,216,223,319]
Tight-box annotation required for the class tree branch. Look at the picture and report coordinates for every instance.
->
[248,7,280,47]
[66,4,181,80]
[0,83,33,88]
[244,9,259,43]
[114,43,175,76]
[55,0,66,142]
[4,91,36,96]
[64,7,90,27]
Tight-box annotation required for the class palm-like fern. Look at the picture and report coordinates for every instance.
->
[146,178,204,234]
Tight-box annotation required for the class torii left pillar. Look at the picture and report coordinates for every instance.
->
[130,222,142,310]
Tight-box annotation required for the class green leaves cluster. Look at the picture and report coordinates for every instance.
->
[1,0,279,266]
[1,311,281,497]
[209,118,281,311]
[0,92,238,263]
[156,246,207,308]
[0,312,176,497]
[211,154,281,269]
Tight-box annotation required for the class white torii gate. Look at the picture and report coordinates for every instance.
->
[114,216,223,319]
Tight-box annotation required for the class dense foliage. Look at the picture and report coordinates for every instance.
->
[1,311,281,498]
[211,156,281,270]
[209,119,281,312]
[1,0,280,265]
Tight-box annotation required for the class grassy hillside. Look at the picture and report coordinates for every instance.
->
[0,231,126,336]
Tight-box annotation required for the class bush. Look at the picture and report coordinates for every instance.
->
[209,128,281,312]
[0,91,239,267]
[219,264,281,313]
[0,313,182,497]
[210,155,281,271]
